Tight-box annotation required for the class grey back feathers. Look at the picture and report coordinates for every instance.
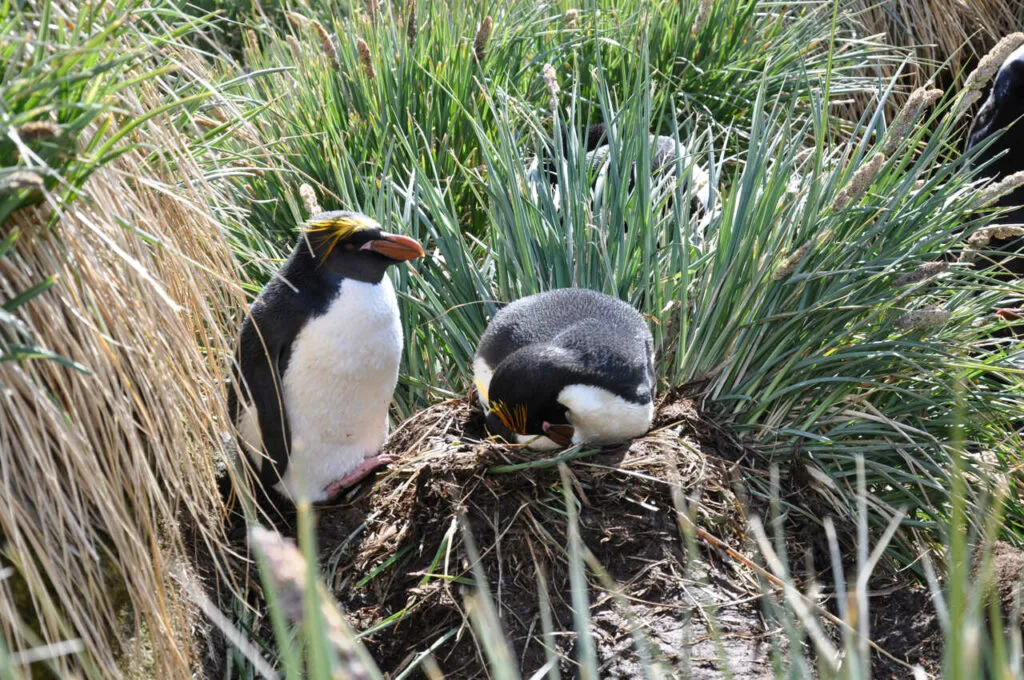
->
[477,288,656,406]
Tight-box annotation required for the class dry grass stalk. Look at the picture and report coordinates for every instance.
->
[850,0,1023,88]
[299,183,322,215]
[473,16,492,63]
[892,261,949,286]
[357,37,376,80]
[0,82,244,678]
[832,152,886,212]
[249,526,378,679]
[883,87,942,156]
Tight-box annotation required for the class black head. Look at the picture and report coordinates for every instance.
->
[968,45,1024,151]
[483,344,579,446]
[301,211,424,284]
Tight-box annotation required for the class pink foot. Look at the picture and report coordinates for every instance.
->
[322,454,395,499]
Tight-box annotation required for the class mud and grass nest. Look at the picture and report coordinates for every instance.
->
[191,394,956,678]
[304,394,773,677]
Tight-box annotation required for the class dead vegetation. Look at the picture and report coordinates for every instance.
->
[0,83,246,679]
[851,0,1024,86]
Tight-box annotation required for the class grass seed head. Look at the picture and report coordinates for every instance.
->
[366,0,380,24]
[474,16,492,62]
[964,32,1024,94]
[17,121,59,141]
[895,307,951,330]
[299,183,322,216]
[286,34,302,61]
[978,170,1024,207]
[893,261,949,286]
[0,170,44,193]
[542,63,559,110]
[772,241,810,279]
[565,9,579,28]
[968,224,1024,247]
[884,87,942,156]
[357,38,375,79]
[832,152,886,212]
[957,32,1024,118]
[286,10,308,29]
[692,0,713,34]
[407,0,417,44]
[248,528,306,621]
[314,21,340,71]
[244,28,259,53]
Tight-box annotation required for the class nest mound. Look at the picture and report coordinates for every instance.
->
[312,394,773,678]
[190,395,953,678]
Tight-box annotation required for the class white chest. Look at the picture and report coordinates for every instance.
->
[274,277,403,500]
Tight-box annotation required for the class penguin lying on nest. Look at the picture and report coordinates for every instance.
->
[473,288,656,450]
[529,122,712,218]
[966,43,1024,277]
[229,211,424,504]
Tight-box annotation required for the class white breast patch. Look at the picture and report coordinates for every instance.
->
[242,277,403,503]
[558,383,653,447]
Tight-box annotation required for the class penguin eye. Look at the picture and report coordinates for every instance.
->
[345,243,355,251]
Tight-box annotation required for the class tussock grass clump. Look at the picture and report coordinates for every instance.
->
[228,0,897,254]
[0,1,248,677]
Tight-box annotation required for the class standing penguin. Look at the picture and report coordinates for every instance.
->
[229,211,424,503]
[473,288,656,450]
[966,43,1024,275]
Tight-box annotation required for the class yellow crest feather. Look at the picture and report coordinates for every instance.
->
[489,399,528,434]
[303,212,380,262]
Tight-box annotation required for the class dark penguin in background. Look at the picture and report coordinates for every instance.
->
[532,122,712,216]
[229,211,424,504]
[966,43,1024,277]
[473,288,656,450]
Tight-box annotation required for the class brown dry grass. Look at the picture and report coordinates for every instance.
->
[0,83,247,678]
[851,0,1024,85]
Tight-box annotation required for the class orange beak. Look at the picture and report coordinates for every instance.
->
[361,232,424,261]
[542,422,575,447]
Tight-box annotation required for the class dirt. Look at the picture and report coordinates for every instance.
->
[185,395,1014,679]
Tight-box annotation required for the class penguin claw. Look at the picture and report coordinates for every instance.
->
[322,454,396,499]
